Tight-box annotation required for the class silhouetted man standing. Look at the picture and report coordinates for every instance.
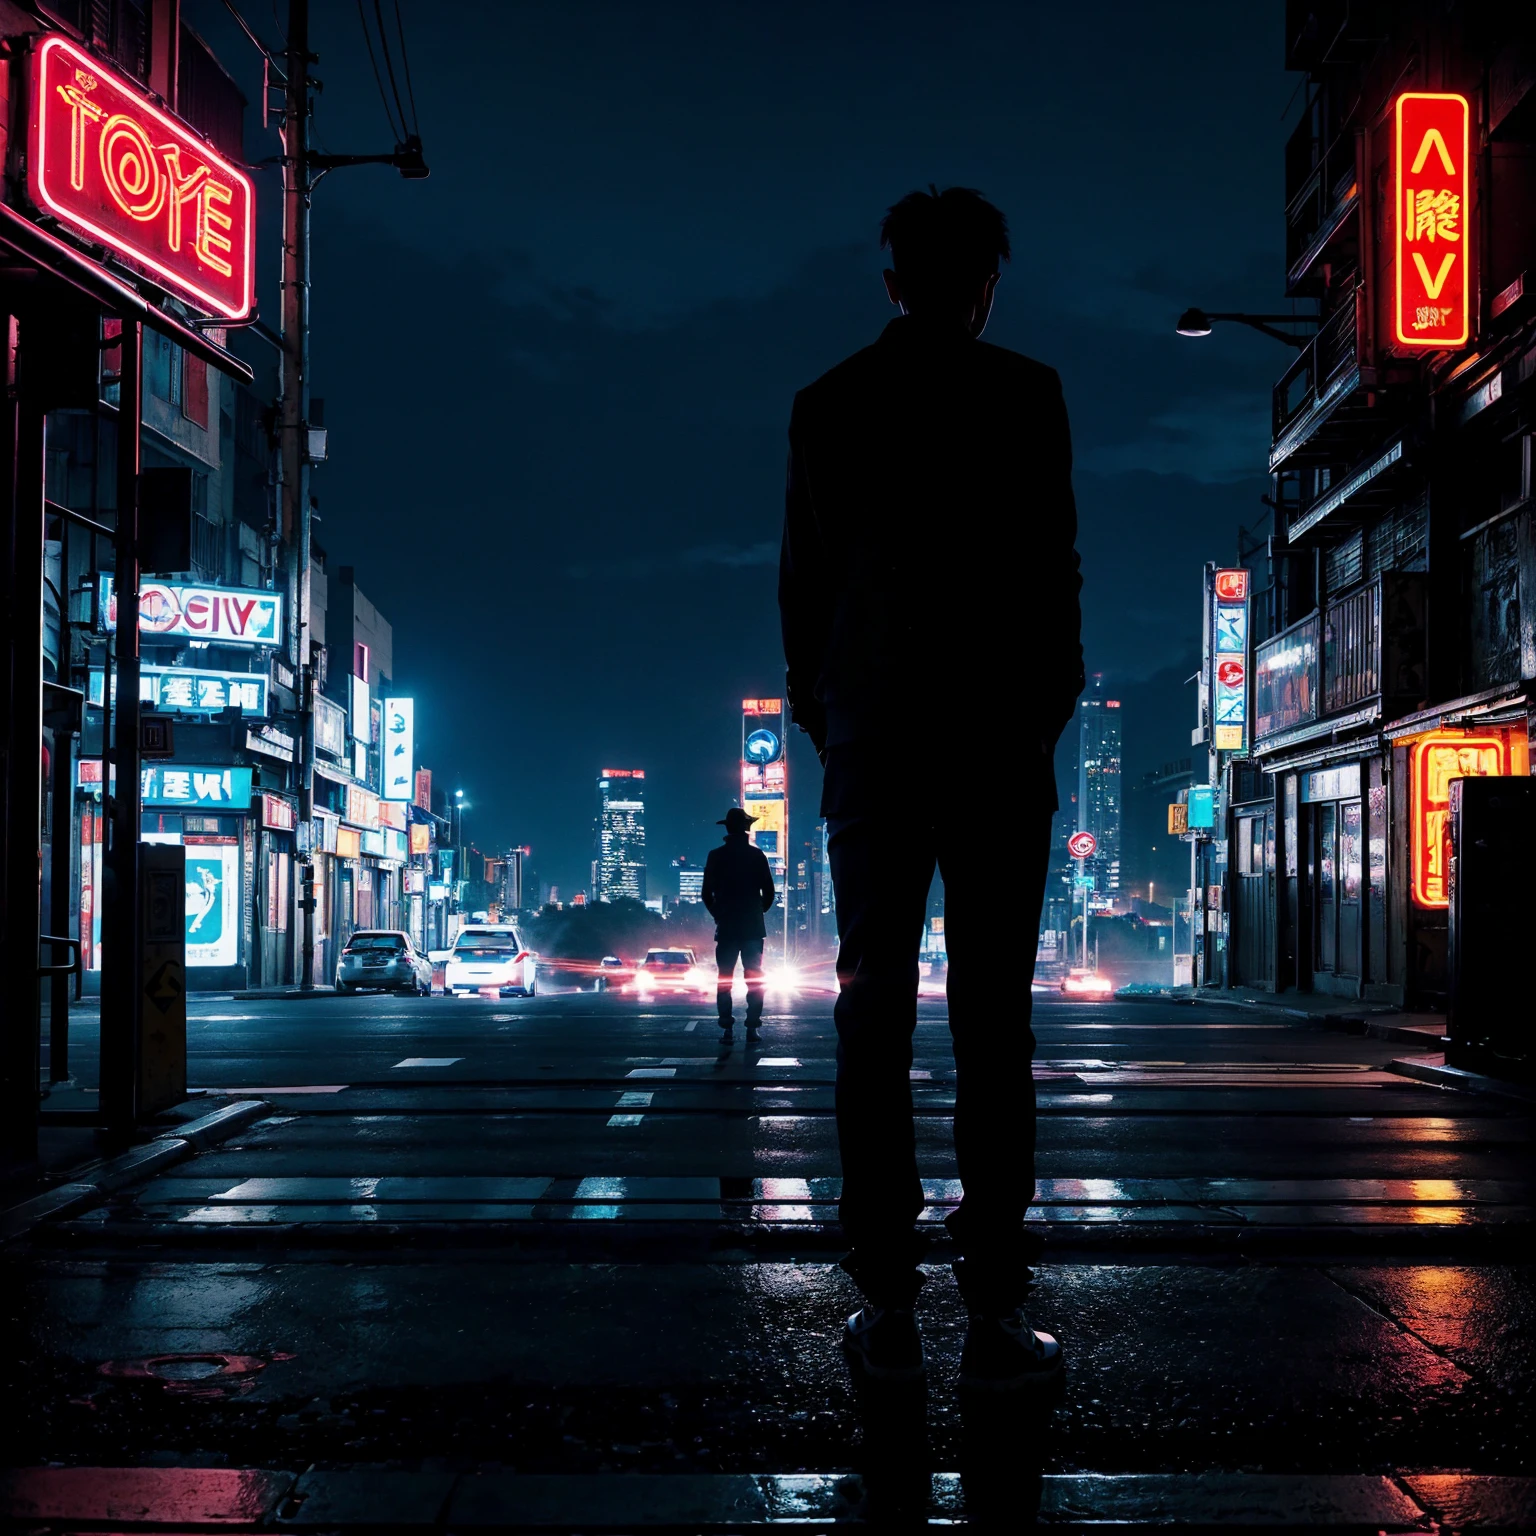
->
[701,807,776,1039]
[780,187,1083,1390]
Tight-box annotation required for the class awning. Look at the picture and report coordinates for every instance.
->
[0,202,254,384]
[1383,684,1532,740]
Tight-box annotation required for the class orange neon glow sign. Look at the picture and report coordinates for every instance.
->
[1393,92,1470,349]
[28,35,254,319]
[1409,731,1508,908]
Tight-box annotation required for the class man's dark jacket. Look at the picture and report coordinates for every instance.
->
[701,835,776,941]
[779,314,1084,805]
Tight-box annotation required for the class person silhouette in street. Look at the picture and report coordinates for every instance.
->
[779,187,1084,1390]
[701,807,777,1039]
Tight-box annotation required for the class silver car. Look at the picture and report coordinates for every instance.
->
[335,930,432,995]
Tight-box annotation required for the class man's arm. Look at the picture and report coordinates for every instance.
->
[700,851,718,918]
[758,852,776,913]
[1042,370,1086,746]
[779,394,830,755]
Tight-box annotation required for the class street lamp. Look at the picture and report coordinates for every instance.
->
[1175,307,1318,348]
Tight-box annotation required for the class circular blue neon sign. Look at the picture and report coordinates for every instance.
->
[744,728,781,765]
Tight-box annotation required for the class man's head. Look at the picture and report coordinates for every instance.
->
[718,807,758,835]
[880,186,1010,336]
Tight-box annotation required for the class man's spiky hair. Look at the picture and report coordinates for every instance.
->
[879,185,1011,304]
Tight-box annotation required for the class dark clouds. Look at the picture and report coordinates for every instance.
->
[187,0,1297,888]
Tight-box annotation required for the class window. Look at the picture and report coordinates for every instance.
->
[182,349,209,429]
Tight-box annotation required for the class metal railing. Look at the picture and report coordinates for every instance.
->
[1285,129,1358,280]
[1324,580,1381,715]
[1272,292,1361,444]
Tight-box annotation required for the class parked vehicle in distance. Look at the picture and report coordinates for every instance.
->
[444,924,538,997]
[1060,967,1115,998]
[629,947,710,996]
[335,930,432,995]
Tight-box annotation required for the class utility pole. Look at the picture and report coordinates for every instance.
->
[280,0,318,988]
[101,322,143,1127]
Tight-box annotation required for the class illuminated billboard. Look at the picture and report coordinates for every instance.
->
[1208,567,1250,753]
[28,35,255,319]
[1394,92,1470,349]
[1410,731,1508,908]
[742,699,787,879]
[89,665,268,716]
[383,697,414,801]
[101,575,282,646]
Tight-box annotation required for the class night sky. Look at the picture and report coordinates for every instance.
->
[186,0,1299,896]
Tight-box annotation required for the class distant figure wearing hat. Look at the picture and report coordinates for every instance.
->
[701,807,777,1037]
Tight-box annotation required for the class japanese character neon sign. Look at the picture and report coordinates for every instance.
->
[1409,730,1507,908]
[1394,92,1470,350]
[28,35,254,319]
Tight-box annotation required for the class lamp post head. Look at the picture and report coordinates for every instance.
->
[1176,306,1213,338]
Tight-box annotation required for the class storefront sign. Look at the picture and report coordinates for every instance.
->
[383,696,414,800]
[246,724,294,762]
[404,868,426,894]
[383,829,408,862]
[314,693,347,759]
[27,35,255,319]
[1394,92,1470,349]
[378,799,407,831]
[414,768,432,811]
[1187,785,1215,829]
[89,665,268,715]
[360,828,386,858]
[141,765,252,808]
[77,759,105,787]
[101,575,282,646]
[1409,731,1508,908]
[260,792,296,831]
[336,826,361,859]
[344,785,380,830]
[409,823,431,855]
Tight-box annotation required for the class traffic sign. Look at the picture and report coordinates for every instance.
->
[1067,831,1098,859]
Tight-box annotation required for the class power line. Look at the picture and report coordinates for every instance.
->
[373,0,412,143]
[356,0,404,142]
[393,0,420,138]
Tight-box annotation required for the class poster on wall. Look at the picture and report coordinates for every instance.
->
[182,840,241,967]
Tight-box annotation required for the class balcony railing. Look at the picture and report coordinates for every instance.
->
[1270,292,1363,469]
[1253,573,1427,749]
[1285,130,1359,286]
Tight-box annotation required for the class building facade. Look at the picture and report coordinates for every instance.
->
[594,769,647,903]
[1215,2,1536,1009]
[1076,677,1123,908]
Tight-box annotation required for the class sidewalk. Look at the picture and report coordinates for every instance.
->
[4,1464,1533,1529]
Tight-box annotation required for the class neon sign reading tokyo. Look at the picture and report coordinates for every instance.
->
[28,35,254,318]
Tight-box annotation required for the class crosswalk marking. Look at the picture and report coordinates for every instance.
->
[626,1068,676,1078]
[392,1058,462,1069]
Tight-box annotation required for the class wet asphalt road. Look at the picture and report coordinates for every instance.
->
[7,987,1533,1479]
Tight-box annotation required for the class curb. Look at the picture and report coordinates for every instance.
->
[1389,1053,1536,1105]
[230,987,342,1000]
[3,1467,1532,1529]
[0,1099,269,1245]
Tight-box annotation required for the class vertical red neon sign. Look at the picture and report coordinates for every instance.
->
[1393,92,1470,349]
[27,34,255,319]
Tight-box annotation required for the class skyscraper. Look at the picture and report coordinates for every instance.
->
[1076,676,1122,905]
[594,769,646,903]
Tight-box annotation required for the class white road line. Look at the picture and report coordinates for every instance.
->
[684,1021,699,1032]
[616,1092,654,1107]
[757,1058,800,1067]
[392,1057,463,1069]
[208,1084,349,1094]
[626,1067,676,1078]
[607,1115,646,1127]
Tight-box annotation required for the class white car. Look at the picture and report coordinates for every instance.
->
[444,924,538,997]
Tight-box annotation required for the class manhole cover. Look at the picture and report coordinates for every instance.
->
[98,1351,292,1399]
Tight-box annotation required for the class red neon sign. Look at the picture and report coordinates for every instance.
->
[1394,92,1470,349]
[1067,831,1097,860]
[1409,731,1507,908]
[742,698,783,716]
[1214,569,1249,602]
[28,35,254,319]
